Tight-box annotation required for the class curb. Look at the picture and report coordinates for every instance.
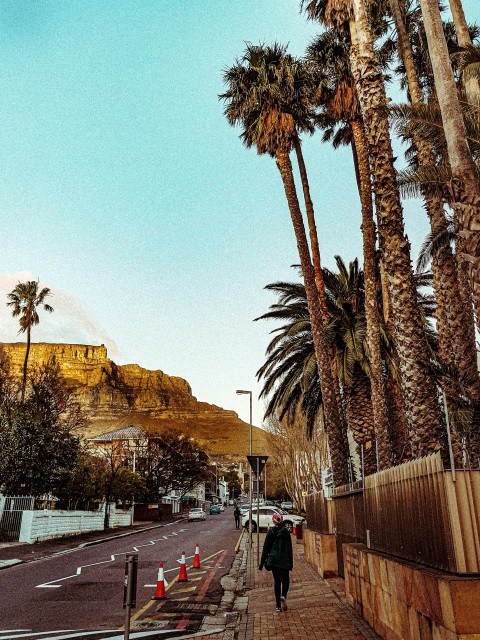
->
[198,530,248,640]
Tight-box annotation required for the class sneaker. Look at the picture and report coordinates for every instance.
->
[281,596,288,611]
[275,607,281,613]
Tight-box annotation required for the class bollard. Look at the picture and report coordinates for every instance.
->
[296,522,303,542]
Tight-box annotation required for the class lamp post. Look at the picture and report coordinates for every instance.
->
[236,389,253,579]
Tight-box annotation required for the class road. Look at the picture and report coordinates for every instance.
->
[0,508,241,640]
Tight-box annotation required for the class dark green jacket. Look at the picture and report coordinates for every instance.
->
[259,524,293,571]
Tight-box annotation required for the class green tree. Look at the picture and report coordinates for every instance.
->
[141,430,210,501]
[0,359,81,496]
[7,280,53,402]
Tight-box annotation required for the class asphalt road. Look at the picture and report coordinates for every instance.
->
[0,508,241,640]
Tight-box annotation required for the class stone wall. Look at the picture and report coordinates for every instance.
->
[19,504,132,543]
[303,528,338,578]
[344,542,480,640]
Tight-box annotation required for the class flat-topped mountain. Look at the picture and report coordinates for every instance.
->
[0,342,268,456]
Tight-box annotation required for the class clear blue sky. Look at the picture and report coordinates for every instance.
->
[0,1,476,427]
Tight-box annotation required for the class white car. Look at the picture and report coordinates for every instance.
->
[188,507,206,522]
[242,505,304,533]
[280,501,293,511]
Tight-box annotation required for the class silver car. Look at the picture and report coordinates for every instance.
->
[188,507,206,522]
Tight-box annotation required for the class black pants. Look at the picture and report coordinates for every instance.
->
[272,567,290,608]
[234,516,240,529]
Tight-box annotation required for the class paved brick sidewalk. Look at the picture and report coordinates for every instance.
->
[235,533,380,640]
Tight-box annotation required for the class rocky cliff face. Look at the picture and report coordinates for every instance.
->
[0,342,268,456]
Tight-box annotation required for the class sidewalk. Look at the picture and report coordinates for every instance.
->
[226,532,381,640]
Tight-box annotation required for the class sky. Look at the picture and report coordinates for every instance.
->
[0,0,476,428]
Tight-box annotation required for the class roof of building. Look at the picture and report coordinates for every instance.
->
[89,425,146,442]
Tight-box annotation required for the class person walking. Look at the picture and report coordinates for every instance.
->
[234,505,241,529]
[258,513,293,612]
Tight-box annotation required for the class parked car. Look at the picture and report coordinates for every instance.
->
[188,507,206,522]
[210,505,220,515]
[218,503,225,512]
[280,501,293,511]
[242,505,304,533]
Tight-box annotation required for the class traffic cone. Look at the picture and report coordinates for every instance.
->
[293,524,297,537]
[193,544,201,569]
[152,562,168,600]
[178,550,189,582]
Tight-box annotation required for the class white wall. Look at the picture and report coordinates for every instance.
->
[19,504,133,544]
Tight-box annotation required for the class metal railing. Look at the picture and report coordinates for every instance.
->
[0,495,35,541]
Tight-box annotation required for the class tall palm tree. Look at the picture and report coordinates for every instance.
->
[302,0,446,457]
[416,0,480,326]
[7,280,54,402]
[388,0,480,407]
[448,0,480,104]
[307,28,393,468]
[221,43,350,485]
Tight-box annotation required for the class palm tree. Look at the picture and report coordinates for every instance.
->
[221,43,350,485]
[388,0,480,408]
[307,28,393,468]
[256,259,401,475]
[448,0,480,104]
[302,0,446,457]
[7,280,54,402]
[416,0,480,326]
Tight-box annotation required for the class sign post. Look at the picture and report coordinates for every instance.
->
[247,455,269,566]
[123,553,138,640]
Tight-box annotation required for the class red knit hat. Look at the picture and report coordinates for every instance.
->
[272,513,283,525]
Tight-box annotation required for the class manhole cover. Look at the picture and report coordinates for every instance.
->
[159,602,216,614]
[132,620,169,629]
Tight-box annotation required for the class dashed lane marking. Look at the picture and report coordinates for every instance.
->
[35,530,188,588]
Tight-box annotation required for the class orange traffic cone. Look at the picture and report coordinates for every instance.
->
[178,550,189,582]
[193,544,201,569]
[293,525,297,537]
[152,562,168,600]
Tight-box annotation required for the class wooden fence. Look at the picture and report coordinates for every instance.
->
[307,453,480,574]
[305,490,334,535]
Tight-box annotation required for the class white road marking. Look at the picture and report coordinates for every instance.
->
[35,525,189,588]
[0,631,79,639]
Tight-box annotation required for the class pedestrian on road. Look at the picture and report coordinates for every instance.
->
[258,513,293,613]
[234,506,241,529]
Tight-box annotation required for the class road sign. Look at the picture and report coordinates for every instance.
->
[247,455,269,477]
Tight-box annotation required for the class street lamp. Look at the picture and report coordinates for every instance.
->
[236,389,253,578]
[236,390,252,456]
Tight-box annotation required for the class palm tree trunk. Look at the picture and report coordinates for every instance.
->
[21,327,31,403]
[348,0,445,457]
[292,134,351,443]
[417,0,480,327]
[346,366,377,476]
[448,0,480,105]
[389,0,480,405]
[350,118,392,469]
[386,370,410,462]
[275,148,350,486]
